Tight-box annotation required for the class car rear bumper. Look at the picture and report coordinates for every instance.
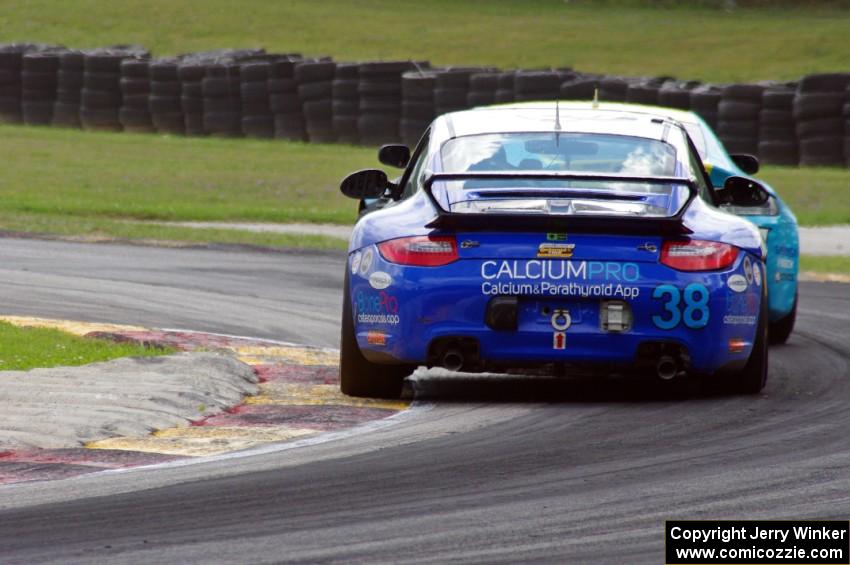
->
[350,247,764,376]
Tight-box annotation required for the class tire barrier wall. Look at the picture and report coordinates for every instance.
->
[1,42,849,167]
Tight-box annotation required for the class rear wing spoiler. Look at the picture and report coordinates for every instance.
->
[422,171,697,235]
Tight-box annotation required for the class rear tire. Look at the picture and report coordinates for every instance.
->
[339,270,411,399]
[769,292,797,345]
[735,285,769,394]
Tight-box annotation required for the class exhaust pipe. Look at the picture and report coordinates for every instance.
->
[442,348,464,372]
[656,356,678,380]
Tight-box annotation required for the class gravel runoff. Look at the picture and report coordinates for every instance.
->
[0,353,257,450]
[160,222,850,256]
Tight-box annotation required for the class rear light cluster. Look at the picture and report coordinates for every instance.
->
[377,236,738,271]
[378,236,459,267]
[660,240,739,271]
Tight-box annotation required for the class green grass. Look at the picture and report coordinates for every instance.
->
[0,125,846,248]
[0,124,363,248]
[800,254,850,275]
[758,166,850,226]
[0,1,848,249]
[0,125,375,225]
[0,212,348,251]
[0,321,169,371]
[0,1,847,82]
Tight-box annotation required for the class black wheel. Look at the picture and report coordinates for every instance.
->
[340,270,410,399]
[769,292,797,345]
[735,285,769,394]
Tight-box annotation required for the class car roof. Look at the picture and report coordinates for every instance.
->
[439,101,698,142]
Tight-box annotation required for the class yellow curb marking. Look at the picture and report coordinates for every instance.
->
[246,382,409,411]
[234,345,338,367]
[0,315,147,336]
[87,426,318,457]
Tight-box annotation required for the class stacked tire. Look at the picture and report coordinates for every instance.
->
[21,50,63,125]
[658,81,698,111]
[148,59,184,134]
[467,72,499,107]
[690,85,722,129]
[332,63,360,144]
[494,71,515,103]
[758,86,798,165]
[203,62,242,137]
[717,83,765,155]
[178,61,206,136]
[294,60,335,143]
[358,61,413,145]
[401,70,436,146]
[0,44,57,123]
[53,51,85,128]
[626,80,662,105]
[434,67,492,116]
[560,75,599,101]
[793,73,850,167]
[240,61,274,138]
[513,70,563,102]
[598,76,631,102]
[269,57,305,141]
[0,45,25,123]
[119,58,154,133]
[81,50,130,131]
[845,86,850,166]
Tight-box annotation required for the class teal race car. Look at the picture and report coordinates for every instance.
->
[681,110,799,344]
[546,102,799,344]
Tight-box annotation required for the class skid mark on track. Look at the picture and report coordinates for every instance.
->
[0,317,408,484]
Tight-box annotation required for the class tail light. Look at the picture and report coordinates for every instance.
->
[378,235,458,266]
[660,240,738,271]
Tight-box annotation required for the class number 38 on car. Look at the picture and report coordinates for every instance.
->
[339,103,771,398]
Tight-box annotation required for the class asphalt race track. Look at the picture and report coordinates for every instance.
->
[0,238,848,563]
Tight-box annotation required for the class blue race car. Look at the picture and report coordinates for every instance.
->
[339,103,772,398]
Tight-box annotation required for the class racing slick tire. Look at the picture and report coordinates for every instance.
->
[734,285,769,394]
[340,271,412,399]
[769,292,797,345]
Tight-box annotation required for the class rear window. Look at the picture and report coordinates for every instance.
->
[441,132,677,176]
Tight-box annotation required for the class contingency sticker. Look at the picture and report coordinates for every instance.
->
[350,251,362,275]
[367,330,387,346]
[553,332,566,350]
[369,271,392,290]
[727,274,748,293]
[355,291,399,325]
[550,309,572,331]
[743,256,753,285]
[537,243,575,258]
[480,260,640,299]
[359,247,374,276]
[723,292,759,325]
